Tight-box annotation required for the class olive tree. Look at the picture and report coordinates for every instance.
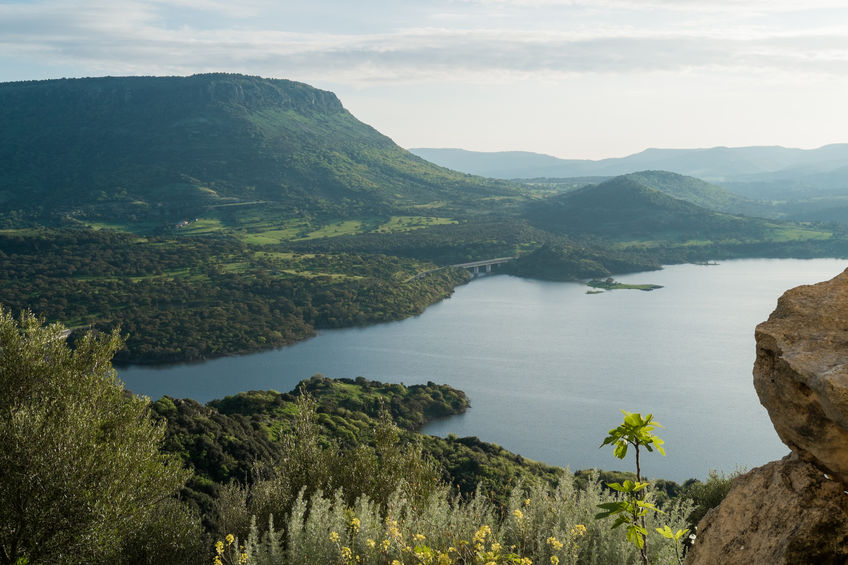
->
[0,308,192,564]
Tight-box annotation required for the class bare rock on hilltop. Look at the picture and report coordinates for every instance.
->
[753,268,848,483]
[686,453,848,565]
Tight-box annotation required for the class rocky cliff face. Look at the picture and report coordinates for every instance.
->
[687,268,848,564]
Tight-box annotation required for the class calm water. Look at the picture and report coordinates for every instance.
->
[119,258,847,482]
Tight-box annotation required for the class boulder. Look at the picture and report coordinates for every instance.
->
[687,268,848,564]
[753,268,848,483]
[686,453,848,565]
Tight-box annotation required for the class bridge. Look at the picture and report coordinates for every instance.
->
[451,256,516,275]
[406,256,516,282]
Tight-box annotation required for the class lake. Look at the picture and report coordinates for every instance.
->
[119,258,847,482]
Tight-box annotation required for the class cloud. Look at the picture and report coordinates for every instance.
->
[2,0,848,85]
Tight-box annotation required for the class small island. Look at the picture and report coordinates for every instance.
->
[587,277,663,291]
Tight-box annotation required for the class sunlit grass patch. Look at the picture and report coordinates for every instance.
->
[279,269,361,280]
[176,218,225,234]
[77,221,151,234]
[410,200,447,209]
[373,216,457,233]
[240,228,303,245]
[299,220,366,240]
[765,224,832,242]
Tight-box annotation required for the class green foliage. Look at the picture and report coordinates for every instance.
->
[228,472,692,565]
[597,412,667,565]
[595,481,660,550]
[503,242,660,282]
[679,469,742,528]
[0,229,467,364]
[654,525,689,565]
[0,308,195,565]
[150,377,479,536]
[601,411,665,462]
[210,391,443,542]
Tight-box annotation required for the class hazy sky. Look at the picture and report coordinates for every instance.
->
[2,0,848,159]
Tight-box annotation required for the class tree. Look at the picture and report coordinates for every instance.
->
[0,307,192,565]
[596,411,666,565]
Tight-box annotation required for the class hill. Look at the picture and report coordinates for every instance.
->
[411,146,848,224]
[622,171,776,218]
[0,74,516,229]
[526,175,775,241]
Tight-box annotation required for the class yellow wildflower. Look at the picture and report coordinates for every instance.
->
[491,542,501,552]
[215,540,224,555]
[341,546,353,560]
[366,538,376,548]
[472,525,491,544]
[520,559,533,565]
[391,561,402,565]
[550,556,560,565]
[438,552,452,565]
[329,531,341,543]
[546,537,564,551]
[239,552,248,565]
[349,517,361,534]
[381,539,391,552]
[571,524,587,537]
[213,557,223,565]
[512,508,524,521]
[225,534,235,546]
[413,533,426,542]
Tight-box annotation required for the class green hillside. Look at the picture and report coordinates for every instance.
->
[516,173,848,262]
[622,170,775,218]
[0,74,516,229]
[526,176,766,239]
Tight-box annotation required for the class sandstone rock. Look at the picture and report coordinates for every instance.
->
[686,453,848,565]
[753,268,848,483]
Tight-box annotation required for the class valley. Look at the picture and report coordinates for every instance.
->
[3,73,848,565]
[3,75,848,366]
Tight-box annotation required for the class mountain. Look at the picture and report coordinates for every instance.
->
[408,148,588,179]
[409,145,848,192]
[525,174,771,241]
[0,74,515,228]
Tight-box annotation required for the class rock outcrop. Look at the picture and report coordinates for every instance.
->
[686,453,848,564]
[687,268,848,564]
[754,270,848,482]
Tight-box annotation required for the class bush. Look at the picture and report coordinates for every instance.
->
[0,307,195,564]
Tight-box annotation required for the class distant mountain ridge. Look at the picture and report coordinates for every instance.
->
[409,146,848,200]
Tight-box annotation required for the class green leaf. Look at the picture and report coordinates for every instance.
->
[626,525,645,548]
[636,500,662,512]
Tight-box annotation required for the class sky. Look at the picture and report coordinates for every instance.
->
[2,0,848,159]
